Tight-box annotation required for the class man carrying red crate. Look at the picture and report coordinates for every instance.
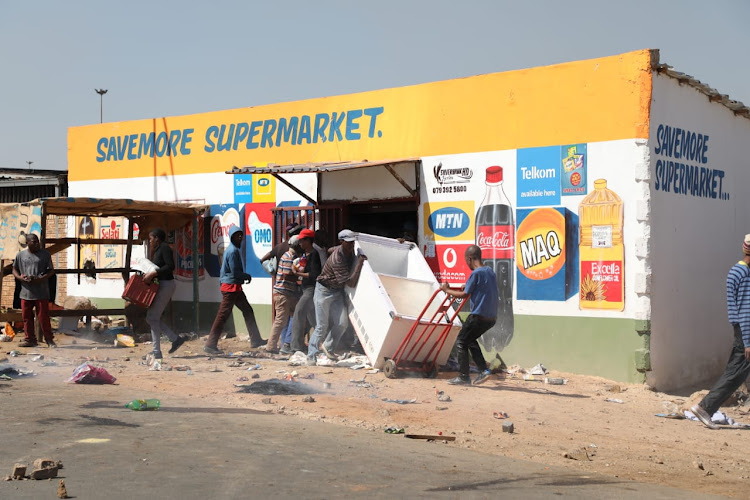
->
[441,245,497,385]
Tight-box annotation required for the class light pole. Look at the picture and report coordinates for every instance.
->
[95,89,108,123]
[26,161,33,170]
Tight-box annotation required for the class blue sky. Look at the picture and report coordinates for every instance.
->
[1,0,748,171]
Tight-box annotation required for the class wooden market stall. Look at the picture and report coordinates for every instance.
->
[0,197,207,332]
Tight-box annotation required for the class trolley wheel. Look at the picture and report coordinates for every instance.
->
[424,363,438,379]
[383,359,398,379]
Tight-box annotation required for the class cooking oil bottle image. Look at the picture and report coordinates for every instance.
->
[578,179,624,311]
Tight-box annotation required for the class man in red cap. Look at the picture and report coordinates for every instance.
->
[289,228,321,352]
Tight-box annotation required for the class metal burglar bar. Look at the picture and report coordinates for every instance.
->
[270,205,344,247]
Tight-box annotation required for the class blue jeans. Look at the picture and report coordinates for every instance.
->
[281,317,294,346]
[307,282,347,360]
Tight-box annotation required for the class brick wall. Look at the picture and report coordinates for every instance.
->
[1,215,68,309]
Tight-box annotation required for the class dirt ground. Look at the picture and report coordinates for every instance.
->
[4,330,750,499]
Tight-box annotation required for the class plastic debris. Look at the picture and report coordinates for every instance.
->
[125,399,160,411]
[493,411,509,419]
[604,398,624,404]
[544,377,567,385]
[67,363,116,384]
[114,334,135,348]
[384,426,405,434]
[529,363,548,375]
[247,363,262,371]
[382,398,417,405]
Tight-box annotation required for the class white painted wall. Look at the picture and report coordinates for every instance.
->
[647,74,750,391]
[321,162,416,201]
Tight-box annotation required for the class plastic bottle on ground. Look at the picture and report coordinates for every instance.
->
[125,399,161,411]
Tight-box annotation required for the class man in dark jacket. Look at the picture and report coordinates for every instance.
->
[204,225,265,355]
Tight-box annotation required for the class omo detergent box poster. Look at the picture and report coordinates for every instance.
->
[516,207,579,301]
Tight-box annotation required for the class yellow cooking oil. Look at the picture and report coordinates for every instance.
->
[578,179,624,311]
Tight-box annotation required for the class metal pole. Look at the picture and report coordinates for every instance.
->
[192,214,200,333]
[95,89,108,123]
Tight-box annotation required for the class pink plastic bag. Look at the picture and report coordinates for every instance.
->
[68,362,117,384]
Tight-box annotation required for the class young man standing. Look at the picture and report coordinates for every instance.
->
[265,235,302,354]
[441,245,498,385]
[12,234,56,348]
[691,234,750,429]
[204,225,265,355]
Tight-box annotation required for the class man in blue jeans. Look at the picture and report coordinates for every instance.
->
[306,229,367,365]
[441,245,498,385]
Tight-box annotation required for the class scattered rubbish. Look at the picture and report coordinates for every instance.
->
[693,460,704,470]
[301,373,315,379]
[662,401,680,413]
[608,384,622,393]
[522,374,542,381]
[173,365,191,371]
[437,393,451,402]
[9,350,20,357]
[186,369,194,375]
[435,406,448,411]
[564,448,592,461]
[57,479,69,499]
[149,359,162,371]
[125,399,160,411]
[40,360,58,367]
[335,355,370,369]
[655,413,685,420]
[529,363,548,376]
[0,363,35,378]
[502,421,515,433]
[114,334,135,348]
[604,398,624,404]
[544,377,566,385]
[302,395,315,403]
[366,369,380,374]
[384,426,405,434]
[0,334,11,342]
[405,434,455,442]
[261,397,273,404]
[208,366,221,372]
[322,382,332,389]
[493,411,509,419]
[236,376,249,382]
[382,398,417,405]
[236,379,319,395]
[68,363,116,384]
[247,363,262,371]
[287,351,309,366]
[251,373,260,379]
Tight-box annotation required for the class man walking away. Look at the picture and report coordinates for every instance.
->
[13,234,55,348]
[691,234,750,429]
[204,225,265,355]
[441,245,498,385]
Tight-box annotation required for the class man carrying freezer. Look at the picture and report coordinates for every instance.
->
[306,229,367,365]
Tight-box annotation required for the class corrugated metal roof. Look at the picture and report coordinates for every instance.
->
[228,158,419,175]
[655,62,750,119]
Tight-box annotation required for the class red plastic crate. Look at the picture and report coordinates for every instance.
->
[122,274,158,308]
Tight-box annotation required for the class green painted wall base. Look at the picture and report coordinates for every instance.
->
[499,315,647,383]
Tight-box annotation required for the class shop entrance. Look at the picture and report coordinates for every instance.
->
[347,199,418,242]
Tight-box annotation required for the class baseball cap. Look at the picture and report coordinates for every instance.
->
[299,228,315,240]
[338,229,356,242]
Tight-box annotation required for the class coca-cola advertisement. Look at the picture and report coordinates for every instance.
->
[204,204,243,278]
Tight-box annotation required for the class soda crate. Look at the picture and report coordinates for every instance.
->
[122,274,158,308]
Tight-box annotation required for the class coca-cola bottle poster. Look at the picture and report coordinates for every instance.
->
[203,204,243,278]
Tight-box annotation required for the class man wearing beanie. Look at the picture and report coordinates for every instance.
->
[691,234,750,429]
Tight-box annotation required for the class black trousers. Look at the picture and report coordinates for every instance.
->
[207,290,262,348]
[700,323,750,415]
[456,314,496,377]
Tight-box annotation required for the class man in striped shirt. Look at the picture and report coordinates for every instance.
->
[691,234,750,429]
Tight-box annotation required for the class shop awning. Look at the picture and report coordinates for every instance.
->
[227,158,419,204]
